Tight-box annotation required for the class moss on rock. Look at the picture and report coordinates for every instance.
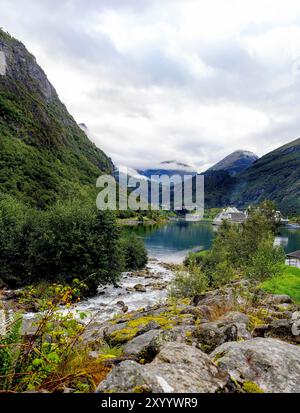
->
[242,381,264,393]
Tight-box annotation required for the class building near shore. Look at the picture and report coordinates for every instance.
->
[213,207,247,226]
[286,250,300,268]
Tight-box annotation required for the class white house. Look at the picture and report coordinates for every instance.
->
[286,251,300,268]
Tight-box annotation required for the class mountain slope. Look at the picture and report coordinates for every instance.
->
[0,29,113,208]
[231,138,300,213]
[207,150,258,176]
[202,170,237,208]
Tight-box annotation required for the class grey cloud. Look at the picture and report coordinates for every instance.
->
[1,0,300,169]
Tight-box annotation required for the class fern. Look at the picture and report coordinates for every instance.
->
[0,311,22,390]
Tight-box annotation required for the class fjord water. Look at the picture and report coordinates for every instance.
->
[131,221,215,263]
[130,221,300,263]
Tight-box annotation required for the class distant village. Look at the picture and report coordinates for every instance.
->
[185,206,300,269]
[211,207,290,226]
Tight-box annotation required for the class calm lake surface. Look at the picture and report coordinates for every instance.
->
[130,221,300,263]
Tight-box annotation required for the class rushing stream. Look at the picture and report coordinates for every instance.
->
[74,259,175,323]
[74,222,216,322]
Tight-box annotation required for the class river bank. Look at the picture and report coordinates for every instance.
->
[2,253,300,393]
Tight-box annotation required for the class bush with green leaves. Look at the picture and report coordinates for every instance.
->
[246,234,285,281]
[0,283,111,393]
[0,195,30,287]
[169,262,208,299]
[211,260,236,287]
[0,196,125,295]
[120,235,148,271]
[184,201,284,289]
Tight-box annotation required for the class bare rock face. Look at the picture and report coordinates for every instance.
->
[210,338,300,393]
[97,342,231,393]
[0,32,56,101]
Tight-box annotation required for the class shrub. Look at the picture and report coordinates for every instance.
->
[183,203,281,289]
[0,197,124,295]
[211,260,236,287]
[0,285,111,393]
[169,263,208,299]
[246,234,285,281]
[0,195,31,287]
[120,235,148,271]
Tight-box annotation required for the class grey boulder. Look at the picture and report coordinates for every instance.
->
[253,319,300,344]
[123,326,196,360]
[194,312,251,353]
[97,342,231,393]
[211,338,300,393]
[265,295,293,305]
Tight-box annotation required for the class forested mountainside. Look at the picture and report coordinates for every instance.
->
[230,138,300,214]
[0,29,113,208]
[202,139,300,214]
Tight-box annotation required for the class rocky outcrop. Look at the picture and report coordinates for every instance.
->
[265,294,293,305]
[123,330,161,359]
[14,273,300,394]
[97,342,232,393]
[194,312,251,353]
[192,285,247,312]
[253,319,300,344]
[211,338,300,393]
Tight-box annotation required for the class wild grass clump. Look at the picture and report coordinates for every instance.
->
[261,265,300,304]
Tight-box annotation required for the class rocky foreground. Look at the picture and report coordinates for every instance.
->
[2,267,300,393]
[77,278,300,394]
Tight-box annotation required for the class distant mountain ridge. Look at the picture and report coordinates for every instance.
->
[207,150,259,176]
[203,139,300,214]
[134,140,300,213]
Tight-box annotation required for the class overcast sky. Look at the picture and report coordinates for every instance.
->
[1,0,300,171]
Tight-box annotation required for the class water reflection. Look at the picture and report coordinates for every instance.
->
[278,227,300,254]
[126,221,300,263]
[128,221,215,263]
